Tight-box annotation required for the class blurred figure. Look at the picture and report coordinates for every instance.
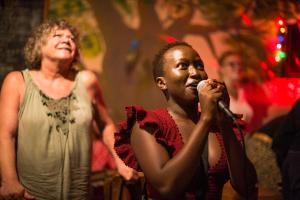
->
[0,19,136,200]
[218,51,283,197]
[114,41,257,199]
[272,98,300,200]
[218,51,253,126]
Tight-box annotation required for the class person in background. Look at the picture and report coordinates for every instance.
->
[0,19,137,200]
[218,51,282,195]
[218,51,253,127]
[114,41,257,199]
[272,98,300,200]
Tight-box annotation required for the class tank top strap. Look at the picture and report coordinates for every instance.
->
[72,71,92,104]
[21,69,31,84]
[18,69,35,119]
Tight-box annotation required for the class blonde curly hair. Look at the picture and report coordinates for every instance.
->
[24,19,80,69]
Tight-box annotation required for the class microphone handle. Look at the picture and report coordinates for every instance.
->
[218,101,236,121]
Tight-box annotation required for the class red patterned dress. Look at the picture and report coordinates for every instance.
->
[115,106,241,200]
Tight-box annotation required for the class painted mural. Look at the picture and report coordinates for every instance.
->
[48,0,105,73]
[48,0,300,132]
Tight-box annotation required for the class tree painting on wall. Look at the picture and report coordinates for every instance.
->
[48,0,300,120]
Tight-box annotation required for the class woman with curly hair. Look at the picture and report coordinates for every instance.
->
[0,19,137,200]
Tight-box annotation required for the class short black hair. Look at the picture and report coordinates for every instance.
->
[218,50,240,67]
[152,41,192,80]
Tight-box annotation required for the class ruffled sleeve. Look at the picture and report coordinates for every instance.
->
[114,106,182,170]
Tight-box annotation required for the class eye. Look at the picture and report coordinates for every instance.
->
[177,62,189,69]
[194,61,204,70]
[67,36,75,41]
[53,34,62,38]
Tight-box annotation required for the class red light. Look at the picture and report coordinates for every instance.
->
[275,17,286,27]
[159,34,177,43]
[241,13,252,26]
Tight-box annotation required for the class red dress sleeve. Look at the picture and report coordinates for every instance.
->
[114,106,183,170]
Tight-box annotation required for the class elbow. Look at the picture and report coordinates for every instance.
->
[156,186,179,199]
[151,179,185,199]
[233,173,258,199]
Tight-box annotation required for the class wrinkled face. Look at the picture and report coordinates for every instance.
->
[220,54,243,82]
[41,28,77,65]
[158,45,208,102]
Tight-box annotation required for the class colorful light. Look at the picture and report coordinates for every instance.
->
[276,43,282,49]
[280,27,286,33]
[159,34,177,43]
[275,56,281,62]
[277,35,285,42]
[241,13,252,26]
[277,50,286,59]
[273,16,287,64]
[275,17,286,27]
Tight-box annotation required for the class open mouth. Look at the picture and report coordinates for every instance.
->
[58,47,72,52]
[187,83,199,90]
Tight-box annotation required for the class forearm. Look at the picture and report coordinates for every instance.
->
[0,136,19,184]
[133,117,211,198]
[102,123,123,166]
[221,124,257,197]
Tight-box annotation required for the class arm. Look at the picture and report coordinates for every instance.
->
[220,120,258,199]
[0,72,26,198]
[80,70,138,180]
[217,81,258,198]
[131,117,212,198]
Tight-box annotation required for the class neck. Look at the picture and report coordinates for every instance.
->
[39,59,72,80]
[167,101,199,123]
[224,79,239,99]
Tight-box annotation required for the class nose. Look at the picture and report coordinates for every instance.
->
[188,65,199,77]
[60,35,71,43]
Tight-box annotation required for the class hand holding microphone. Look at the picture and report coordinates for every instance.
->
[197,79,236,121]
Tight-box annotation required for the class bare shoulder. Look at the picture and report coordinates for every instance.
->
[1,71,24,91]
[78,70,98,87]
[0,71,24,106]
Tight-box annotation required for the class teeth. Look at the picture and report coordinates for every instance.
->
[59,48,71,51]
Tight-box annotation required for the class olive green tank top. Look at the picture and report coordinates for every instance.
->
[17,69,93,200]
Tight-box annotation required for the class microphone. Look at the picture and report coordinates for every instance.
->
[197,80,236,121]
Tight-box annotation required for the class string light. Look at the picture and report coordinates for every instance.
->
[280,27,286,33]
[274,17,287,63]
[276,43,282,49]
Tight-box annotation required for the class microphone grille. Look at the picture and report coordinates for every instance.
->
[197,80,207,91]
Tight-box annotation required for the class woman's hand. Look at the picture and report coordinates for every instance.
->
[23,191,35,200]
[198,79,225,120]
[0,180,24,199]
[0,181,35,200]
[116,160,139,181]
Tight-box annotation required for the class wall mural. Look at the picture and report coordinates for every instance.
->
[48,0,300,132]
[48,0,105,73]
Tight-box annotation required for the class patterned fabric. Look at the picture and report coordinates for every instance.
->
[245,134,282,191]
[115,106,240,200]
[17,69,93,200]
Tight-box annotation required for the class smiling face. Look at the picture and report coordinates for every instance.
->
[156,44,208,103]
[40,28,77,66]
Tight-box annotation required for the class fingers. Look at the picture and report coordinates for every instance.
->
[23,191,35,200]
[124,168,139,181]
